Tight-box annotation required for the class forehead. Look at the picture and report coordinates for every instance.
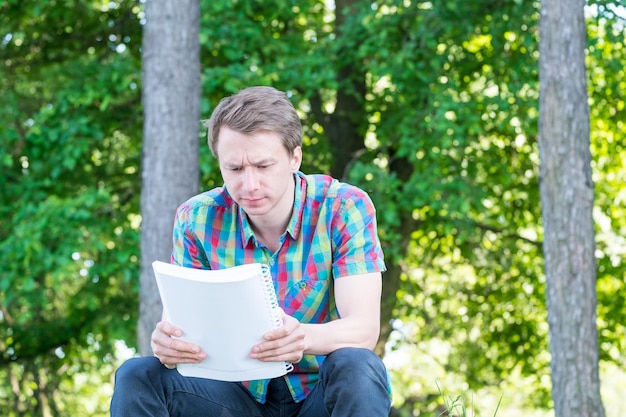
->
[217,128,289,163]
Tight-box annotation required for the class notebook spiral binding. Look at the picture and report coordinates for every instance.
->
[259,264,294,373]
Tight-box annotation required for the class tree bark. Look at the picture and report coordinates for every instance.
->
[138,0,201,355]
[538,0,605,416]
[322,0,368,180]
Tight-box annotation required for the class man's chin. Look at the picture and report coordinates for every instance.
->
[240,203,269,216]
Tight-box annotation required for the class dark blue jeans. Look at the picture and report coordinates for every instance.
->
[110,347,390,417]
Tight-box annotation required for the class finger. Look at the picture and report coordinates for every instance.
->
[153,337,205,358]
[151,321,206,364]
[252,345,303,363]
[157,320,183,338]
[154,346,207,367]
[153,321,201,353]
[263,314,299,341]
[157,351,207,366]
[252,333,305,362]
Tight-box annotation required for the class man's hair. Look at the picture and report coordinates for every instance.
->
[204,86,302,159]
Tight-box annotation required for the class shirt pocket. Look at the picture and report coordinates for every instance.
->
[283,279,331,322]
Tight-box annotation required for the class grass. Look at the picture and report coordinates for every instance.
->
[437,382,502,417]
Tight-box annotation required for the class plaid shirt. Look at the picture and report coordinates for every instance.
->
[171,171,386,403]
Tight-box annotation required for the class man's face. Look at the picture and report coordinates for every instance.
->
[216,126,302,219]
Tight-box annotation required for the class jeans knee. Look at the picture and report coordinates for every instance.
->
[317,348,391,414]
[325,347,383,366]
[321,347,387,381]
[114,356,162,388]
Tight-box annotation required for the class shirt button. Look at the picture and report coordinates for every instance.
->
[269,258,275,266]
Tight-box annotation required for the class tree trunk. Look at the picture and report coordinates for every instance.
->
[138,0,201,355]
[322,0,368,180]
[538,0,605,416]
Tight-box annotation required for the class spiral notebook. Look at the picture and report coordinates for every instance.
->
[152,261,293,381]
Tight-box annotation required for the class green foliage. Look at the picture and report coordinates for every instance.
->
[586,10,626,364]
[1,0,624,415]
[1,0,142,414]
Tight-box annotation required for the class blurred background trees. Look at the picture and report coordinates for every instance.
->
[1,0,624,416]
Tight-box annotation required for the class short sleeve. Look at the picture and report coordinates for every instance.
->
[170,202,209,269]
[330,185,386,278]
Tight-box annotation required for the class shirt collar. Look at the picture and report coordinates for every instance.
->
[287,172,305,241]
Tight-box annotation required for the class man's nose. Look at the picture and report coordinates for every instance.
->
[242,168,260,191]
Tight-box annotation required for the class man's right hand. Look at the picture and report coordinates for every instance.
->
[150,320,207,368]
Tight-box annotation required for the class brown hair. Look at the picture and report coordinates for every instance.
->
[204,86,302,159]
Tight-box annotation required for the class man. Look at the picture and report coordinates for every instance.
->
[110,86,391,416]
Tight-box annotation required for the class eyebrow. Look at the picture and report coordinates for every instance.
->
[222,158,275,169]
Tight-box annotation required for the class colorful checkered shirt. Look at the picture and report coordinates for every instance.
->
[170,171,386,403]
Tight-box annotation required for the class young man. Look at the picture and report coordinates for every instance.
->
[110,86,391,416]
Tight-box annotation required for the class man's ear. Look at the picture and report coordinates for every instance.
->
[291,146,303,172]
